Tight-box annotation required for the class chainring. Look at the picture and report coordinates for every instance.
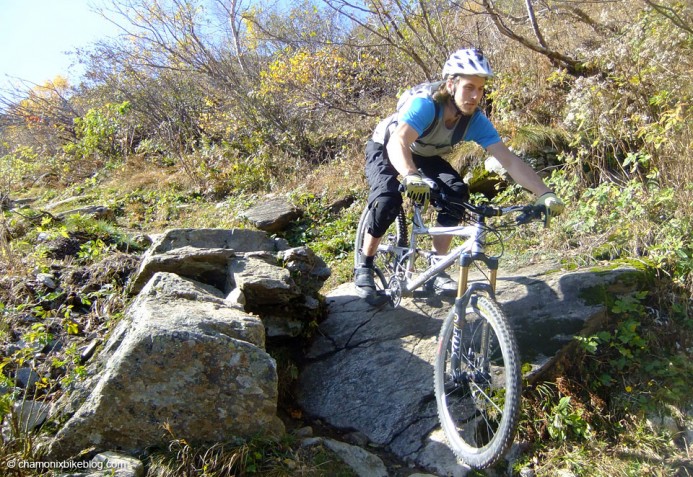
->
[387,275,403,307]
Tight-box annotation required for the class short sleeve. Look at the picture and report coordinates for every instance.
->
[464,111,501,149]
[399,97,437,137]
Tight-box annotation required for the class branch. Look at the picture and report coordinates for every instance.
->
[319,0,432,78]
[643,0,693,34]
[481,0,592,75]
[525,0,548,49]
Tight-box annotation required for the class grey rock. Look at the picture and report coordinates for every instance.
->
[79,339,101,363]
[16,367,40,389]
[301,437,388,477]
[56,205,114,221]
[36,273,58,289]
[225,287,246,308]
[323,438,389,477]
[47,272,284,459]
[147,228,283,255]
[297,261,641,474]
[91,451,144,477]
[230,255,301,305]
[44,196,87,211]
[278,246,331,294]
[129,246,237,294]
[12,400,51,432]
[241,197,302,233]
[128,228,288,294]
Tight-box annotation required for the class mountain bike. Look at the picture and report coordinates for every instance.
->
[353,178,545,469]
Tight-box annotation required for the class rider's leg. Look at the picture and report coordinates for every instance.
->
[361,232,381,257]
[416,155,469,293]
[356,141,401,300]
[354,231,382,299]
[354,206,402,304]
[432,234,453,255]
[355,193,402,277]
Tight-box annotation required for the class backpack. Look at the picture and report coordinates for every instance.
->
[379,80,475,152]
[382,81,443,145]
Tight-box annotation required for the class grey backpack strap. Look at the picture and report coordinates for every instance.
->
[383,81,444,146]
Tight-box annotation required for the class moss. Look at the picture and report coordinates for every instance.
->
[466,164,505,198]
[578,265,651,307]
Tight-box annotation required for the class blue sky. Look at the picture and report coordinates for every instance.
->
[0,0,121,93]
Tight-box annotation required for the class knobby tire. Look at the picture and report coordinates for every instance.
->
[434,294,521,469]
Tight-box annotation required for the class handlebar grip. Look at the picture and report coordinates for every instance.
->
[484,206,503,217]
[516,206,545,224]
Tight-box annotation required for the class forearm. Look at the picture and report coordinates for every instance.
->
[488,142,552,196]
[386,137,418,178]
[504,158,552,196]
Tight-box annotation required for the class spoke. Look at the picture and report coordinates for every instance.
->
[469,382,503,415]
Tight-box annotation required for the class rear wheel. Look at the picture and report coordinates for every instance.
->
[353,203,407,291]
[433,294,521,468]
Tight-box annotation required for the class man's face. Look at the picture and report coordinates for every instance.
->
[449,75,486,115]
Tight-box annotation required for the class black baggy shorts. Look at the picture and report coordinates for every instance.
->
[364,140,469,237]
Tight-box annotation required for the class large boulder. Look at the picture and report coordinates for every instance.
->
[47,272,284,459]
[241,197,303,233]
[130,228,330,339]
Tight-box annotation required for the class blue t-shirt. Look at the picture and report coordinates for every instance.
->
[399,96,501,150]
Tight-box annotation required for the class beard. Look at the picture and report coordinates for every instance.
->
[457,102,477,116]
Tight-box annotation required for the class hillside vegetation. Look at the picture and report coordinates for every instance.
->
[0,0,691,475]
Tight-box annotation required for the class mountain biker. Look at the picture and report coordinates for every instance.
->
[355,48,564,302]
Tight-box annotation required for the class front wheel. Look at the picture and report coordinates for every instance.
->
[433,294,521,469]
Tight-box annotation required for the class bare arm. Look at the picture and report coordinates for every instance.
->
[385,122,421,177]
[486,141,552,196]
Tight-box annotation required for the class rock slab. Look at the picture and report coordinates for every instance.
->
[297,261,642,475]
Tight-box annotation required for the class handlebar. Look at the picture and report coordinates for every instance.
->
[398,178,547,225]
[454,199,545,225]
[435,192,546,225]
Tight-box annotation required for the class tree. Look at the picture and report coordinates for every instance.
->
[0,77,79,155]
[471,0,629,75]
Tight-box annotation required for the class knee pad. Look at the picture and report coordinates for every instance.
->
[368,195,403,238]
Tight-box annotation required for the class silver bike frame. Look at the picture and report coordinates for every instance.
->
[378,205,490,295]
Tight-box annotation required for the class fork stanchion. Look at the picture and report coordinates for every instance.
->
[457,253,472,298]
[457,264,469,299]
[489,268,498,293]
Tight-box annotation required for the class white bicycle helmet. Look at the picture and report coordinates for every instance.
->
[442,48,494,78]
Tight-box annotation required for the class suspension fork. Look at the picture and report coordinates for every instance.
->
[455,252,500,300]
[450,253,500,380]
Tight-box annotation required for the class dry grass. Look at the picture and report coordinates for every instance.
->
[103,155,193,193]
